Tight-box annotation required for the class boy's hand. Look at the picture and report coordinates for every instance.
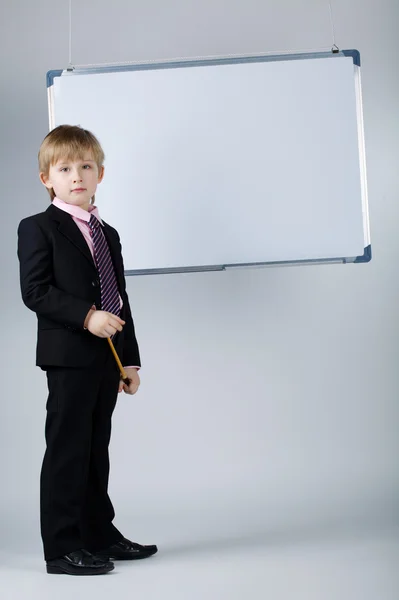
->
[118,368,140,395]
[87,310,125,338]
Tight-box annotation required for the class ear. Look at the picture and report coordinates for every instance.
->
[40,172,53,190]
[97,165,105,183]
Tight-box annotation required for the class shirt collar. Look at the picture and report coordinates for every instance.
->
[53,197,103,225]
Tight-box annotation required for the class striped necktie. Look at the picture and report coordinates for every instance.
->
[88,214,120,316]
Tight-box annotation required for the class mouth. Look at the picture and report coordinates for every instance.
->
[72,188,86,193]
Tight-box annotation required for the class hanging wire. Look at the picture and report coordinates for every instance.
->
[68,0,73,67]
[328,0,339,52]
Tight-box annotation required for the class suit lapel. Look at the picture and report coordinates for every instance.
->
[47,204,96,271]
[102,222,125,292]
[46,204,124,291]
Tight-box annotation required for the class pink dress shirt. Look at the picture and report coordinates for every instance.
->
[52,197,139,371]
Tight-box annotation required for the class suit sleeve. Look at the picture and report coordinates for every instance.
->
[17,217,93,328]
[122,289,141,367]
[113,228,141,367]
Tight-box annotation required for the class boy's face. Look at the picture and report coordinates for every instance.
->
[40,153,104,210]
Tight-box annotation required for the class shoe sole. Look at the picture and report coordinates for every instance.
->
[47,563,115,575]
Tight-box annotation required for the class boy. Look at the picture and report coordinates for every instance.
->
[17,125,157,575]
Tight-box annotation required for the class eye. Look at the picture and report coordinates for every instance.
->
[60,167,69,172]
[83,164,91,169]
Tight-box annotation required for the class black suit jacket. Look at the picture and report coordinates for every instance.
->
[17,203,140,369]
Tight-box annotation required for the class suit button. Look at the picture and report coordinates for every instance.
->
[92,279,99,287]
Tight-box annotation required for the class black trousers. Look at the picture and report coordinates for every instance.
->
[40,353,123,561]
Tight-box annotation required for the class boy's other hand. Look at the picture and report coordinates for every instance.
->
[87,310,125,338]
[118,367,140,395]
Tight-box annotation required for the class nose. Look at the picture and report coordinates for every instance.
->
[72,168,83,183]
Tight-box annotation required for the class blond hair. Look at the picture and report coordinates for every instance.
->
[38,124,105,202]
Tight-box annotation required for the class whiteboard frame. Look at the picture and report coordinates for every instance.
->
[47,49,371,275]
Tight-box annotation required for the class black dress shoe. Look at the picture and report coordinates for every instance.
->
[46,549,114,575]
[95,537,158,561]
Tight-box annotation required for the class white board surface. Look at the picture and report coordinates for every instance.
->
[48,51,370,274]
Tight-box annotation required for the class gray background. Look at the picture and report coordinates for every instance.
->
[0,0,398,598]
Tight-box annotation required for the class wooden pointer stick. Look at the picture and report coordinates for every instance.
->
[107,337,132,385]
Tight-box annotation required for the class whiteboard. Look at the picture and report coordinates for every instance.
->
[47,50,371,275]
